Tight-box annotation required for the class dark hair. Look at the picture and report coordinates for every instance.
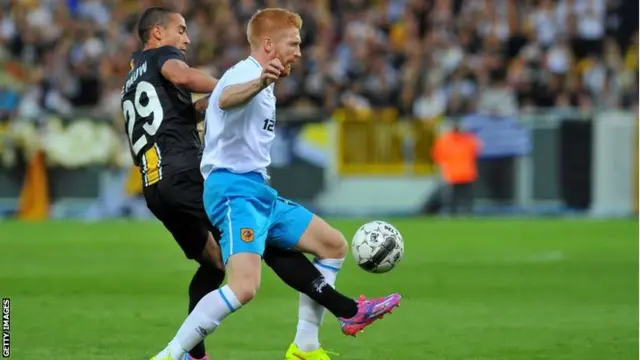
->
[136,7,178,44]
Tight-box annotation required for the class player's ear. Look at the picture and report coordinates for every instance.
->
[151,24,163,41]
[264,37,273,53]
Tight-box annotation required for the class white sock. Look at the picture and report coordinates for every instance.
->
[154,285,241,360]
[294,258,344,352]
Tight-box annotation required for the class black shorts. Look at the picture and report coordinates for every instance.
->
[143,168,219,261]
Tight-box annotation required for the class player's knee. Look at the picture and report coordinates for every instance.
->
[229,279,260,305]
[298,216,348,259]
[319,227,348,259]
[226,253,262,304]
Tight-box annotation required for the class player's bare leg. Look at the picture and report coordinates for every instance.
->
[288,215,346,351]
[153,253,260,360]
[223,253,262,304]
[201,232,224,271]
[293,216,401,339]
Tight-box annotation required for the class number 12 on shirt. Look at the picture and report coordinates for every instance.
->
[262,118,275,132]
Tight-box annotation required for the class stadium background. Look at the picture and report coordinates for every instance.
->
[0,0,637,219]
[0,1,638,359]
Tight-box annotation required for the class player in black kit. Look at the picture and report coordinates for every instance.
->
[121,7,358,360]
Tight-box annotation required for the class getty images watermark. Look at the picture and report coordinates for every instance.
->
[2,298,9,358]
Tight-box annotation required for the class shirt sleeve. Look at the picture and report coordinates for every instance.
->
[155,46,185,70]
[223,61,261,88]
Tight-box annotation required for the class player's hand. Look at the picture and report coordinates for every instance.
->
[260,58,284,87]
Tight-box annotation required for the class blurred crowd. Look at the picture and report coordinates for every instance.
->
[0,0,637,124]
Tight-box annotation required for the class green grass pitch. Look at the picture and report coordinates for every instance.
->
[1,218,637,360]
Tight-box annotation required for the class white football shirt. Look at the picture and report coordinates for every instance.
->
[200,57,276,180]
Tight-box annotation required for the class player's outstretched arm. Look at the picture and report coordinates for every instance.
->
[218,78,265,110]
[161,59,218,93]
[193,95,211,121]
[218,58,284,110]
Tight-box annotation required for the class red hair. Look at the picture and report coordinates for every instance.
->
[247,8,303,49]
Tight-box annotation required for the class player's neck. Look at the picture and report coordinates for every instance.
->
[142,41,160,52]
[249,52,271,69]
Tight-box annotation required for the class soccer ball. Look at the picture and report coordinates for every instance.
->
[351,221,404,273]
